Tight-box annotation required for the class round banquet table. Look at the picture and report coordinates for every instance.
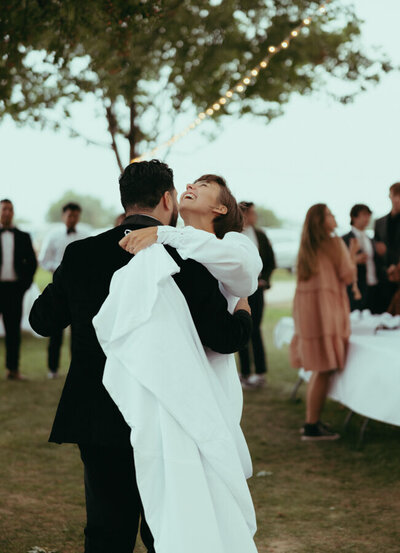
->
[274,311,400,428]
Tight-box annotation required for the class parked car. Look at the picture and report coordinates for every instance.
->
[263,227,301,273]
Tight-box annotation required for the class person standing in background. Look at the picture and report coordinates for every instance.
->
[342,204,380,313]
[238,201,276,389]
[290,204,357,441]
[374,182,400,312]
[0,199,37,380]
[39,202,89,378]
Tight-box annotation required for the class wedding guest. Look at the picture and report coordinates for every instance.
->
[0,199,37,380]
[290,204,357,441]
[39,202,89,378]
[238,201,276,389]
[342,204,380,313]
[374,182,400,312]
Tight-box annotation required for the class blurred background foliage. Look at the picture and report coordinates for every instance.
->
[46,190,117,228]
[0,0,392,170]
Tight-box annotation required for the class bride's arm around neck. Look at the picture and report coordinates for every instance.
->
[157,225,262,297]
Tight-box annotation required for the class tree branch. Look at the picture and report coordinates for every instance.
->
[106,103,124,172]
[128,101,136,161]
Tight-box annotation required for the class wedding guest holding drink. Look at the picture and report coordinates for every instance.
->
[342,204,380,313]
[290,204,357,441]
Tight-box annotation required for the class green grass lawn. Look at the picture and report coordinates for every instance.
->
[0,302,400,553]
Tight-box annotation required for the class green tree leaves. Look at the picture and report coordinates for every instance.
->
[1,1,392,168]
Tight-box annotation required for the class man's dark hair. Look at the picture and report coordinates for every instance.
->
[194,174,243,238]
[119,160,174,210]
[238,201,255,212]
[350,204,372,225]
[0,199,12,204]
[390,182,400,196]
[62,202,82,213]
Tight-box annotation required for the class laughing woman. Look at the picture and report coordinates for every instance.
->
[119,173,262,420]
[114,174,262,553]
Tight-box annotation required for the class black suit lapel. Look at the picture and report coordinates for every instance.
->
[12,229,19,271]
[381,214,390,244]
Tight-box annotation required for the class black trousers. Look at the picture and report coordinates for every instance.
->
[238,288,267,376]
[376,281,398,314]
[78,443,155,553]
[349,284,380,314]
[0,282,24,372]
[48,328,64,373]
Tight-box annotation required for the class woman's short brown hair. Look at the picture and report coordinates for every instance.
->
[194,174,243,238]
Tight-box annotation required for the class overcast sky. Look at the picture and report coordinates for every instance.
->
[1,0,399,229]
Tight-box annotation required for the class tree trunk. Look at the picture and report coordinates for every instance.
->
[105,104,124,172]
[128,101,137,161]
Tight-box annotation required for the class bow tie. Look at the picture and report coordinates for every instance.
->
[67,228,77,235]
[0,227,15,233]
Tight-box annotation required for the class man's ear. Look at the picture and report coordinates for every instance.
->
[212,204,228,216]
[162,190,172,210]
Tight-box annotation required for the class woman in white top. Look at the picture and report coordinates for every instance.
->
[117,174,262,552]
[119,173,262,421]
[120,173,261,299]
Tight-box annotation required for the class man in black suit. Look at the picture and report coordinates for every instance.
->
[29,160,252,553]
[0,199,37,380]
[342,204,380,313]
[238,201,276,389]
[374,182,400,312]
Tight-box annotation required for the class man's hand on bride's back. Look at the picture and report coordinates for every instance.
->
[234,298,251,315]
[119,227,158,255]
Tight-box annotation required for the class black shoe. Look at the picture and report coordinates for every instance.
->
[299,420,334,435]
[301,421,340,441]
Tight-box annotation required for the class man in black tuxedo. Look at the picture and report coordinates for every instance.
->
[29,160,252,553]
[0,199,37,380]
[342,204,380,313]
[238,201,276,389]
[374,182,400,312]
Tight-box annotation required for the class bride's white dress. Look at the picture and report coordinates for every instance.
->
[93,227,262,553]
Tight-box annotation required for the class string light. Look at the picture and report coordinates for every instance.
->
[131,0,330,162]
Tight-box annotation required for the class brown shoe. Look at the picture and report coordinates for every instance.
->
[6,371,28,381]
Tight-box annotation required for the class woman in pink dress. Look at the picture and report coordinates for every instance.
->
[290,204,357,441]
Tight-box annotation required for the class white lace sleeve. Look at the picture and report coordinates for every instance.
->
[157,226,262,297]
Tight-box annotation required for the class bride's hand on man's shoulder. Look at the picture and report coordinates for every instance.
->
[119,226,158,254]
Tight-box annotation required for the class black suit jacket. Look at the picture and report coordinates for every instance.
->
[342,230,379,309]
[29,215,252,446]
[255,228,276,289]
[374,213,400,269]
[0,228,37,291]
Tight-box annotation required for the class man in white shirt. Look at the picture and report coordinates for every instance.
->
[39,202,89,378]
[0,199,37,380]
[342,204,381,313]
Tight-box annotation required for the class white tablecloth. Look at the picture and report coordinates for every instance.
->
[274,311,400,427]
